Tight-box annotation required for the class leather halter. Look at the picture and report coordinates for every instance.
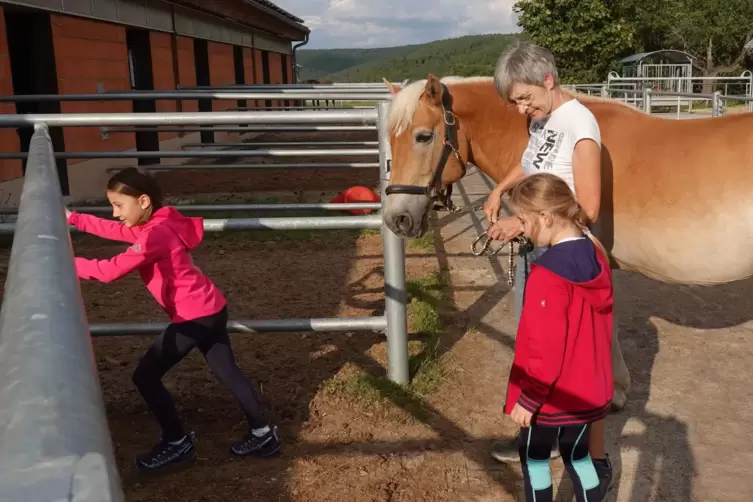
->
[384,83,466,210]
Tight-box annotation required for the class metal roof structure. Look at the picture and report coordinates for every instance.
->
[618,49,697,65]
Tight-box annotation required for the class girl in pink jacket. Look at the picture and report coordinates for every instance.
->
[69,167,279,472]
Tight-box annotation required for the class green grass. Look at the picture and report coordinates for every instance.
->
[407,270,447,333]
[406,228,436,252]
[321,334,445,421]
[321,270,450,421]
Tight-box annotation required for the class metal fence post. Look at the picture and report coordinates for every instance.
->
[0,124,123,501]
[712,91,722,117]
[377,101,409,385]
[642,88,652,113]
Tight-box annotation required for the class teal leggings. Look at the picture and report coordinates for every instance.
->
[519,424,601,502]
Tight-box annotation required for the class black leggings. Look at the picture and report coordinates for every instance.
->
[519,424,601,502]
[131,307,268,441]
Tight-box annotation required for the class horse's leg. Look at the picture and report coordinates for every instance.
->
[610,313,631,411]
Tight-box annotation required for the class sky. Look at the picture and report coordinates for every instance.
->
[273,0,521,49]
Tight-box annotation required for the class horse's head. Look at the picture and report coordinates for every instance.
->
[382,74,470,238]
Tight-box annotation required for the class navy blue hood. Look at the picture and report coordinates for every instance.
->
[535,238,600,283]
[533,237,613,312]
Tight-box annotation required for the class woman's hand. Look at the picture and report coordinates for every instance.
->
[487,215,523,243]
[483,187,504,225]
[64,207,71,219]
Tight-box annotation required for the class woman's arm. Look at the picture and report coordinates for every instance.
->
[483,163,526,224]
[572,139,602,224]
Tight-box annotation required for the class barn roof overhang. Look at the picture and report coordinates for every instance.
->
[242,0,309,35]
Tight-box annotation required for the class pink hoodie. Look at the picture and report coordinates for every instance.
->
[69,206,227,323]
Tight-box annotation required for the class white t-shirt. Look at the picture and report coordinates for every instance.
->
[520,99,601,194]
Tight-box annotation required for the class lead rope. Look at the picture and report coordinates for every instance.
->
[470,231,524,287]
[432,194,523,287]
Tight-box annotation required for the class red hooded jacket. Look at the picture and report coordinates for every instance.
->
[69,206,227,323]
[504,238,614,426]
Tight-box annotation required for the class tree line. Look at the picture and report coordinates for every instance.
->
[299,34,525,83]
[515,0,753,83]
[299,1,753,85]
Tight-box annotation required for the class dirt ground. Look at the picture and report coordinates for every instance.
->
[2,129,751,501]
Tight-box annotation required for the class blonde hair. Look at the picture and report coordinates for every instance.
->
[508,173,608,258]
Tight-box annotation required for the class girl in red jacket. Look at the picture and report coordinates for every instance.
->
[504,173,613,502]
[68,168,280,473]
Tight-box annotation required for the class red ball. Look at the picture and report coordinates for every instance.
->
[330,186,380,215]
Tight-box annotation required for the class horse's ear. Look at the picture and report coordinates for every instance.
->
[423,74,442,107]
[383,77,399,94]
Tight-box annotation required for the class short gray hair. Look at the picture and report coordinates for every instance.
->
[494,41,560,101]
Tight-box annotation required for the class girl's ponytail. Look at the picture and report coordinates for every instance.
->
[508,173,610,260]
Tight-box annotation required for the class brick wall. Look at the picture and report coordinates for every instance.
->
[252,48,275,108]
[51,15,134,163]
[243,47,258,108]
[0,7,21,182]
[208,41,235,112]
[150,31,178,141]
[175,36,197,113]
[269,51,284,108]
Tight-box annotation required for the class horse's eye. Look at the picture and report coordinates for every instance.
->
[414,131,434,144]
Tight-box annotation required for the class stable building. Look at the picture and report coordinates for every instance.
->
[0,0,309,205]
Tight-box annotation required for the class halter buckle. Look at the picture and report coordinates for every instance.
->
[443,110,456,126]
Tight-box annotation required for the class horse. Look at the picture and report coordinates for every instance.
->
[380,73,753,410]
[301,78,335,109]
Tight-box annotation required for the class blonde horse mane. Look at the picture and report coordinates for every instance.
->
[387,76,493,136]
[387,75,643,135]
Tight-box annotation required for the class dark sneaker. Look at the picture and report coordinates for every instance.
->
[135,431,197,472]
[230,425,281,457]
[593,454,614,500]
[490,431,561,463]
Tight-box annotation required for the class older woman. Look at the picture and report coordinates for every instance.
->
[483,42,612,498]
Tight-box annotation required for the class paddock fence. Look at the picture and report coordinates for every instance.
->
[0,86,407,500]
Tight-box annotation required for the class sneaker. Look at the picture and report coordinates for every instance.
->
[490,431,561,463]
[593,454,614,499]
[135,431,197,472]
[230,425,281,457]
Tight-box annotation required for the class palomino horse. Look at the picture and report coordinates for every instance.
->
[381,73,753,410]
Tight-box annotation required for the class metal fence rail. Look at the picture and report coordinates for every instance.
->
[0,124,123,501]
[181,141,380,148]
[90,317,387,336]
[177,83,395,91]
[0,203,383,215]
[0,91,390,102]
[0,91,411,501]
[0,214,383,234]
[0,106,407,369]
[106,162,380,171]
[0,149,379,160]
[102,125,378,134]
[0,109,378,127]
